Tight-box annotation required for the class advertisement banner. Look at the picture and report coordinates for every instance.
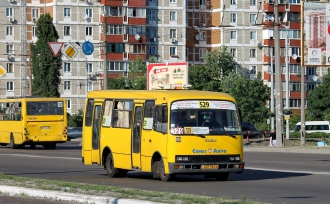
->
[147,62,188,90]
[302,2,328,66]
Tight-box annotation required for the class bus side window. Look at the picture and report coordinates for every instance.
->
[85,99,94,126]
[143,100,155,130]
[154,105,167,134]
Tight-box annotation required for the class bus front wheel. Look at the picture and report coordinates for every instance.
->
[105,154,120,178]
[30,144,36,149]
[160,158,172,182]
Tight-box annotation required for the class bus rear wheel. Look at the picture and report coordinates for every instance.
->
[10,135,17,149]
[105,154,120,178]
[160,158,172,182]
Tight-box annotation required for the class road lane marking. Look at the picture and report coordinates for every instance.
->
[0,154,80,160]
[246,167,330,175]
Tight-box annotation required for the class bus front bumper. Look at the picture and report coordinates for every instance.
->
[168,162,245,174]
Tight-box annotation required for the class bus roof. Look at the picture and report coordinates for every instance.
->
[0,97,65,102]
[87,90,237,103]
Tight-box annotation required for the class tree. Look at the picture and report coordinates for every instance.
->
[221,72,270,125]
[188,46,238,92]
[67,109,84,127]
[30,13,62,97]
[307,74,330,120]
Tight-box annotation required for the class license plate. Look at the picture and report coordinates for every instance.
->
[41,126,50,130]
[201,165,219,169]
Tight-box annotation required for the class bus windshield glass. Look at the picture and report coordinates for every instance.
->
[170,100,240,135]
[27,101,64,115]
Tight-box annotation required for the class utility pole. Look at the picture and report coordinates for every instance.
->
[285,28,290,139]
[270,38,274,131]
[274,0,284,147]
[103,9,107,90]
[301,66,306,146]
[21,0,27,97]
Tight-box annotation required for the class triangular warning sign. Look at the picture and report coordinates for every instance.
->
[48,42,64,57]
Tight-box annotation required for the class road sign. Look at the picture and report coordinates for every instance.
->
[82,41,94,55]
[62,43,78,61]
[48,42,64,57]
[0,65,6,77]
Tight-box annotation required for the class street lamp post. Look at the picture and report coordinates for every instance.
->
[285,28,290,140]
[270,38,274,131]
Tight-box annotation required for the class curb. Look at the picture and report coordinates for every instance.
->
[244,147,330,154]
[0,185,162,204]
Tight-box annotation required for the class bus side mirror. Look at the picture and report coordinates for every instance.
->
[238,108,242,124]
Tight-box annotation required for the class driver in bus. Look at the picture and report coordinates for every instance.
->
[202,113,224,130]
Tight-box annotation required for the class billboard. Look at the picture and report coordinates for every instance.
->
[302,2,329,66]
[147,62,188,90]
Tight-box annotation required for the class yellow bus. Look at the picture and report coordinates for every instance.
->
[0,97,68,149]
[82,90,244,181]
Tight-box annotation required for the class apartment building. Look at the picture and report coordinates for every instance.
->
[186,0,263,80]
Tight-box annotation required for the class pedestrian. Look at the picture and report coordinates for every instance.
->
[269,130,276,146]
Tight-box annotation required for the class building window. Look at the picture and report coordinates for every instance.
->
[107,25,124,35]
[250,0,256,5]
[6,8,13,17]
[105,6,124,17]
[64,81,71,91]
[230,13,236,23]
[66,100,71,109]
[231,0,236,5]
[86,8,93,18]
[6,44,13,54]
[170,11,177,21]
[127,25,146,35]
[6,26,13,36]
[32,27,37,36]
[7,82,14,91]
[290,82,301,91]
[199,48,207,59]
[170,29,176,39]
[149,28,156,38]
[170,0,177,3]
[250,14,256,24]
[149,46,156,55]
[230,48,237,57]
[250,31,257,40]
[64,8,71,17]
[289,99,301,108]
[250,49,256,58]
[291,47,300,56]
[230,31,237,40]
[129,44,146,53]
[149,10,156,20]
[250,66,256,74]
[87,63,93,73]
[64,26,71,36]
[107,43,124,53]
[32,8,39,18]
[87,82,93,91]
[308,67,316,76]
[200,31,206,41]
[86,27,93,36]
[199,13,206,24]
[127,8,146,17]
[288,0,300,4]
[64,63,71,72]
[280,30,301,39]
[107,62,126,71]
[6,63,13,73]
[170,47,177,56]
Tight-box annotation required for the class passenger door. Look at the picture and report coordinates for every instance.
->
[91,103,102,164]
[132,104,142,169]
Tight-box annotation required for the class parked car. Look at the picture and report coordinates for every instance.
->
[242,122,263,138]
[67,127,82,141]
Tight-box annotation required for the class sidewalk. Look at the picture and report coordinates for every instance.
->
[244,145,330,154]
[0,185,162,204]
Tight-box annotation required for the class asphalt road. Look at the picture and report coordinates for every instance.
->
[1,141,330,204]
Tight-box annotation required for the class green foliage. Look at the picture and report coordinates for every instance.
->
[67,109,84,127]
[108,77,127,89]
[30,13,61,97]
[307,73,330,120]
[188,64,221,91]
[221,72,270,125]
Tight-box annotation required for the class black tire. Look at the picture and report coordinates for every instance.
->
[30,144,36,149]
[105,154,120,178]
[152,161,160,179]
[118,169,128,177]
[215,172,229,181]
[10,135,17,149]
[160,158,172,182]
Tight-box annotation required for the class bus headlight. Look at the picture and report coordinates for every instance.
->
[176,156,190,162]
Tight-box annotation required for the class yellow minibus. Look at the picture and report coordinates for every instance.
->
[0,97,68,149]
[82,90,244,181]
